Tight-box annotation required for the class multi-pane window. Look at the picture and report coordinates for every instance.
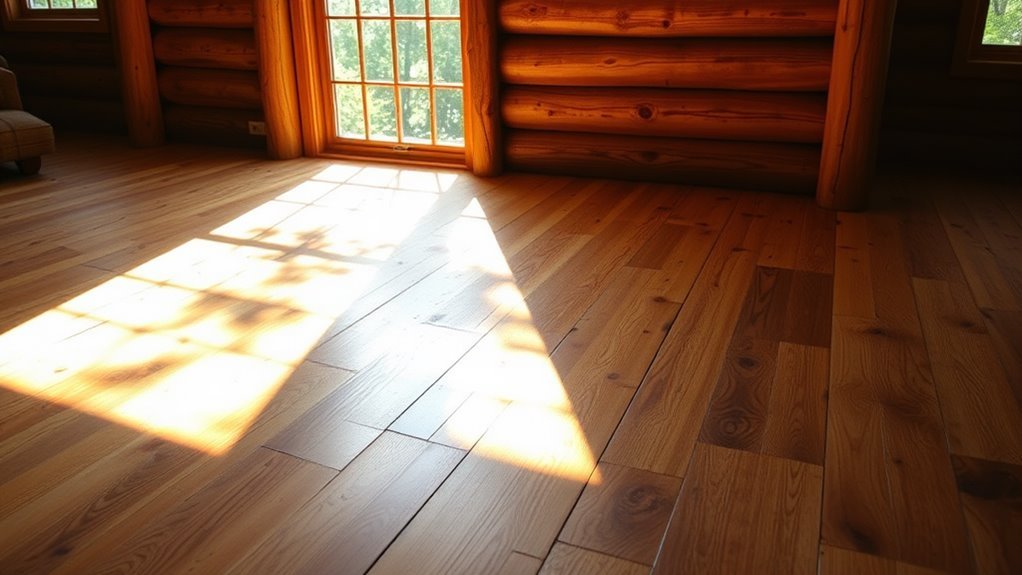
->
[26,0,98,10]
[325,0,465,148]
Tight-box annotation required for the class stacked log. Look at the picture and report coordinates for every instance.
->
[499,0,838,195]
[148,0,265,149]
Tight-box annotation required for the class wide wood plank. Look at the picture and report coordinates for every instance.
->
[227,433,463,575]
[80,448,336,575]
[558,463,681,566]
[952,455,1022,575]
[602,194,774,476]
[541,543,649,575]
[761,343,829,465]
[913,278,1022,464]
[654,444,822,574]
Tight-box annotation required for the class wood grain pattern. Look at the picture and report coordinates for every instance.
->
[833,212,876,318]
[913,278,1022,464]
[698,337,778,452]
[934,193,1020,311]
[602,195,775,476]
[762,343,829,465]
[816,0,897,211]
[541,543,649,575]
[227,433,463,575]
[3,137,1021,574]
[502,86,826,143]
[819,546,948,575]
[558,462,681,566]
[654,444,822,574]
[147,0,255,28]
[158,66,262,110]
[254,0,303,160]
[501,36,833,91]
[506,129,821,195]
[499,0,838,37]
[153,29,259,70]
[463,0,503,175]
[952,455,1022,575]
[825,314,972,572]
[81,448,336,575]
[112,0,165,147]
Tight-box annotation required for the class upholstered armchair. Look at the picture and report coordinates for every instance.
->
[0,55,55,175]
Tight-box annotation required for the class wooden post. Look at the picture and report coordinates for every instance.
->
[816,0,898,211]
[254,0,303,160]
[112,0,164,147]
[462,0,502,176]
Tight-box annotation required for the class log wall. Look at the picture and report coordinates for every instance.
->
[879,0,1022,170]
[0,27,125,133]
[499,0,838,194]
[148,0,265,149]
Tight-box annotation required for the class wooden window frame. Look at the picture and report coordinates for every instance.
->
[953,0,1022,79]
[1,0,107,32]
[290,0,492,170]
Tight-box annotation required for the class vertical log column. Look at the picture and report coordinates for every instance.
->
[254,0,303,160]
[817,0,898,211]
[113,0,164,147]
[462,0,502,176]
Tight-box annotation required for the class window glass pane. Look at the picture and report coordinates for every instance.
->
[400,87,432,143]
[360,0,390,16]
[431,21,462,84]
[394,0,425,16]
[361,20,394,82]
[396,20,428,83]
[29,0,50,8]
[334,84,366,139]
[429,0,459,17]
[329,20,362,81]
[50,0,74,8]
[366,86,398,141]
[435,88,464,146]
[983,0,1022,45]
[77,0,98,8]
[327,0,356,16]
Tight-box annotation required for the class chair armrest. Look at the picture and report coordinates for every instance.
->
[0,68,23,111]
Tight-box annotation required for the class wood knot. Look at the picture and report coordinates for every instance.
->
[737,356,758,369]
[607,372,621,380]
[640,150,659,162]
[524,3,547,17]
[604,57,618,65]
[636,105,654,120]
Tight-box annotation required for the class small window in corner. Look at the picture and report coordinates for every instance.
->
[955,0,1022,78]
[1,0,107,32]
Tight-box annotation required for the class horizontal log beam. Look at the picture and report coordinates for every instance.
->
[505,129,820,194]
[153,29,258,70]
[502,86,825,143]
[158,67,262,109]
[164,105,266,149]
[500,0,837,37]
[501,36,832,91]
[148,0,254,28]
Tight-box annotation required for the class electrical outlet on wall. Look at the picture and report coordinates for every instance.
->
[248,121,267,136]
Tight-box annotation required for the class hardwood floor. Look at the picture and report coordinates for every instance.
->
[0,135,1019,574]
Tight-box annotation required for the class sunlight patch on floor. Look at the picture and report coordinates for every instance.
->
[0,162,601,484]
[0,165,452,454]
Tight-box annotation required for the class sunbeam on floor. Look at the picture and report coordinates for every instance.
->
[0,161,599,482]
